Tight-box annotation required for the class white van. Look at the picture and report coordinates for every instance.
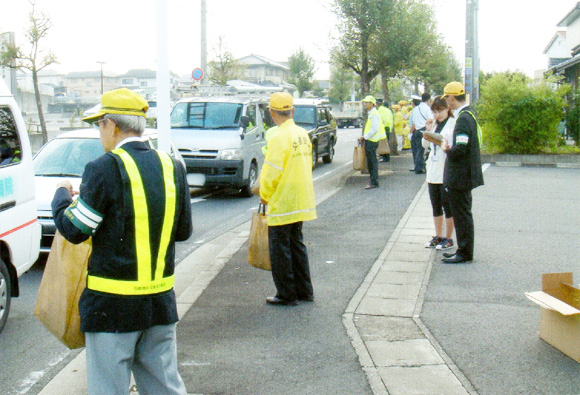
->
[0,80,41,332]
[170,96,272,197]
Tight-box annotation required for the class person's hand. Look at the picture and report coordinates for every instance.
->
[425,119,434,131]
[358,136,365,144]
[56,181,78,197]
[442,138,450,152]
[260,198,268,205]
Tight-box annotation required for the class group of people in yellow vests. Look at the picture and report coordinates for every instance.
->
[393,100,413,151]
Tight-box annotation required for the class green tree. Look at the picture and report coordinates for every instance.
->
[288,48,316,97]
[331,0,385,95]
[0,1,57,144]
[478,72,568,153]
[328,63,356,104]
[208,36,245,86]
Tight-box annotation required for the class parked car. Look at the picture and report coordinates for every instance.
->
[170,96,270,196]
[0,79,41,332]
[293,99,337,168]
[33,128,185,253]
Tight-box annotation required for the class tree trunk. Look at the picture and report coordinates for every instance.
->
[32,68,48,144]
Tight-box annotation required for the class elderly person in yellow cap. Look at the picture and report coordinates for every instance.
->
[440,81,484,264]
[260,92,317,306]
[52,88,192,394]
[359,95,386,189]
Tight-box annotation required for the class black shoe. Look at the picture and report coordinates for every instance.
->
[442,254,472,264]
[266,296,298,306]
[365,184,378,190]
[442,252,456,258]
[298,295,314,302]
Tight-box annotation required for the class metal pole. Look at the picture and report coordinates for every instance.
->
[156,0,171,152]
[97,61,105,95]
[201,0,207,85]
[465,0,479,103]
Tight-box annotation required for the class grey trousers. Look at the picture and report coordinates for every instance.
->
[85,324,186,395]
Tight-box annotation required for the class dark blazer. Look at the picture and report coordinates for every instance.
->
[443,105,484,190]
[52,140,192,332]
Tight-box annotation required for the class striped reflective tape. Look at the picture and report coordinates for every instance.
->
[64,197,103,235]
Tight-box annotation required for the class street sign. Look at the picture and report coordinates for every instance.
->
[192,68,204,81]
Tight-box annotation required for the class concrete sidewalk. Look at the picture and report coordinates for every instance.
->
[343,181,475,395]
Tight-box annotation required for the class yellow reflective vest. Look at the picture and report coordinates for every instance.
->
[363,108,386,142]
[259,119,317,226]
[378,106,394,131]
[85,148,177,296]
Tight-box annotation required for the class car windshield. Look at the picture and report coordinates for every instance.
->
[34,138,104,177]
[293,106,317,129]
[170,102,243,129]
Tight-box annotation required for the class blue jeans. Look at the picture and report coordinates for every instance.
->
[411,129,425,173]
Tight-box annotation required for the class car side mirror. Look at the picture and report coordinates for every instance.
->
[240,115,250,129]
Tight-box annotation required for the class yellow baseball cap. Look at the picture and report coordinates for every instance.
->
[442,81,465,98]
[362,95,376,105]
[82,88,149,122]
[269,92,294,111]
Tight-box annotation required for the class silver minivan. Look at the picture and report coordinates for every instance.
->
[170,96,272,196]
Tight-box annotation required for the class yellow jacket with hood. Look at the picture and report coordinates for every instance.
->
[259,119,317,226]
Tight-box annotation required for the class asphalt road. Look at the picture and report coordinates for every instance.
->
[421,166,580,394]
[175,150,426,394]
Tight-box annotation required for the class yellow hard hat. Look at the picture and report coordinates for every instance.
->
[362,95,376,105]
[268,92,294,111]
[82,88,149,122]
[442,81,465,98]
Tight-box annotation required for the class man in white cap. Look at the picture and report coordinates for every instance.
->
[409,93,433,174]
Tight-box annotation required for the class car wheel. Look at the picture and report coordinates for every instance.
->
[312,144,318,170]
[323,141,334,164]
[239,161,258,197]
[0,258,11,333]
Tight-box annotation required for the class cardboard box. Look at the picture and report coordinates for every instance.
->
[526,272,580,362]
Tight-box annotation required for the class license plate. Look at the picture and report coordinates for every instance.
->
[187,173,206,187]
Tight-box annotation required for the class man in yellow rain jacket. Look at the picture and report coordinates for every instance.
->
[260,92,317,306]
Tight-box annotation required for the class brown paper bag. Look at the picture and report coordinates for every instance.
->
[35,231,91,349]
[378,138,390,155]
[247,204,271,271]
[353,143,367,171]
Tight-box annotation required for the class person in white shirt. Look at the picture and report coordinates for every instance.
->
[422,96,455,251]
[409,93,433,174]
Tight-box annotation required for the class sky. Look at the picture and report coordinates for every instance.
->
[0,0,578,83]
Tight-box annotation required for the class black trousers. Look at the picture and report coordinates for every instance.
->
[447,188,474,259]
[411,129,425,173]
[364,140,379,186]
[268,222,313,301]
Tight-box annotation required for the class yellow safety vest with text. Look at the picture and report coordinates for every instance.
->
[86,148,177,296]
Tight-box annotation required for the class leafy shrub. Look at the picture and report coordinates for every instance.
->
[565,90,580,145]
[477,72,568,154]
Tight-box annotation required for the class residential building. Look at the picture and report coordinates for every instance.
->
[549,2,580,89]
[65,70,119,102]
[238,54,289,85]
[544,31,571,69]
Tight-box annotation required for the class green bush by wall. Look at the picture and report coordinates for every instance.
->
[477,72,568,154]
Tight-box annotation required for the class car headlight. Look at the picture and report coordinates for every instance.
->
[220,149,242,160]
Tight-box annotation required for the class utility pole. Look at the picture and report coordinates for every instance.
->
[97,61,106,95]
[201,0,208,85]
[465,0,479,103]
